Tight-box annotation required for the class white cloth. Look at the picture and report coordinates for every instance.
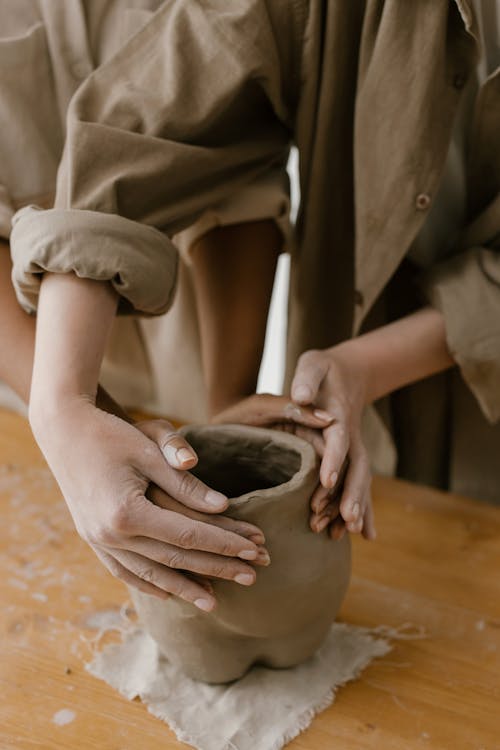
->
[87,622,391,750]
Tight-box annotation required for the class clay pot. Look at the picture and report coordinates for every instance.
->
[130,424,351,683]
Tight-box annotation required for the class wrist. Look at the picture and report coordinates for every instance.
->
[331,308,454,406]
[29,390,95,442]
[31,272,118,425]
[327,340,374,407]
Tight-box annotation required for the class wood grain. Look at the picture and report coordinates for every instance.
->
[0,408,498,749]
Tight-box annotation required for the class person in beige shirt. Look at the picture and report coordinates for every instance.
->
[0,0,302,609]
[3,1,500,607]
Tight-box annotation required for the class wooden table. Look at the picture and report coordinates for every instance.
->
[1,408,499,750]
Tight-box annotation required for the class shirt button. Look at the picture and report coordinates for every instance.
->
[71,60,93,80]
[354,289,364,307]
[453,72,467,90]
[415,193,431,211]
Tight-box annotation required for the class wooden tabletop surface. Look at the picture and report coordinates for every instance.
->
[0,407,499,750]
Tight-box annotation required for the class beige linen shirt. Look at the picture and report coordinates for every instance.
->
[0,0,291,418]
[7,0,500,500]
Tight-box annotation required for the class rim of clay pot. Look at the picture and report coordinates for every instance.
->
[180,423,319,506]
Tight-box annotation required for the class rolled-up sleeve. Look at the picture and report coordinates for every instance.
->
[10,205,177,314]
[10,0,291,315]
[422,194,500,422]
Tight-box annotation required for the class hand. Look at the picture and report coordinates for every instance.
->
[211,393,333,457]
[212,393,339,533]
[291,344,376,541]
[136,416,271,590]
[30,399,268,610]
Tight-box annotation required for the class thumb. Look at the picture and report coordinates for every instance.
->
[135,419,198,470]
[291,351,329,405]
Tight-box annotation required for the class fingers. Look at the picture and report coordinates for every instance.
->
[311,436,376,542]
[339,440,372,535]
[119,537,269,584]
[361,489,377,540]
[213,393,333,432]
[319,419,350,489]
[108,548,218,611]
[140,449,229,514]
[134,498,263,561]
[281,401,333,430]
[291,350,329,405]
[93,547,171,601]
[200,512,266,548]
[148,484,266,546]
[328,515,346,541]
[292,426,325,457]
[135,419,198,470]
[310,483,334,515]
[310,490,342,533]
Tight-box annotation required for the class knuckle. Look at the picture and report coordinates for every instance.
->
[299,348,321,365]
[210,562,230,579]
[166,551,186,570]
[160,431,181,450]
[108,503,134,535]
[175,524,198,549]
[217,539,235,557]
[155,419,175,431]
[85,525,115,547]
[137,567,155,584]
[177,470,199,496]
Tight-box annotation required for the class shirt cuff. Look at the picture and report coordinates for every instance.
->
[421,247,500,423]
[10,205,178,315]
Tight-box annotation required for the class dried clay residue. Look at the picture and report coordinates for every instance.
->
[52,708,76,726]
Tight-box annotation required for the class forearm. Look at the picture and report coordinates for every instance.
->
[30,272,119,422]
[1,242,128,419]
[337,307,454,405]
[191,220,281,416]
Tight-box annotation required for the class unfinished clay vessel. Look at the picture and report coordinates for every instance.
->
[130,424,351,683]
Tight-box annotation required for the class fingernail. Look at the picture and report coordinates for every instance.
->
[238,548,258,560]
[316,516,330,532]
[176,447,196,465]
[256,548,271,566]
[293,385,312,402]
[194,598,215,612]
[249,533,266,545]
[313,409,333,422]
[205,490,227,509]
[351,501,360,520]
[234,573,255,586]
[164,444,178,464]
